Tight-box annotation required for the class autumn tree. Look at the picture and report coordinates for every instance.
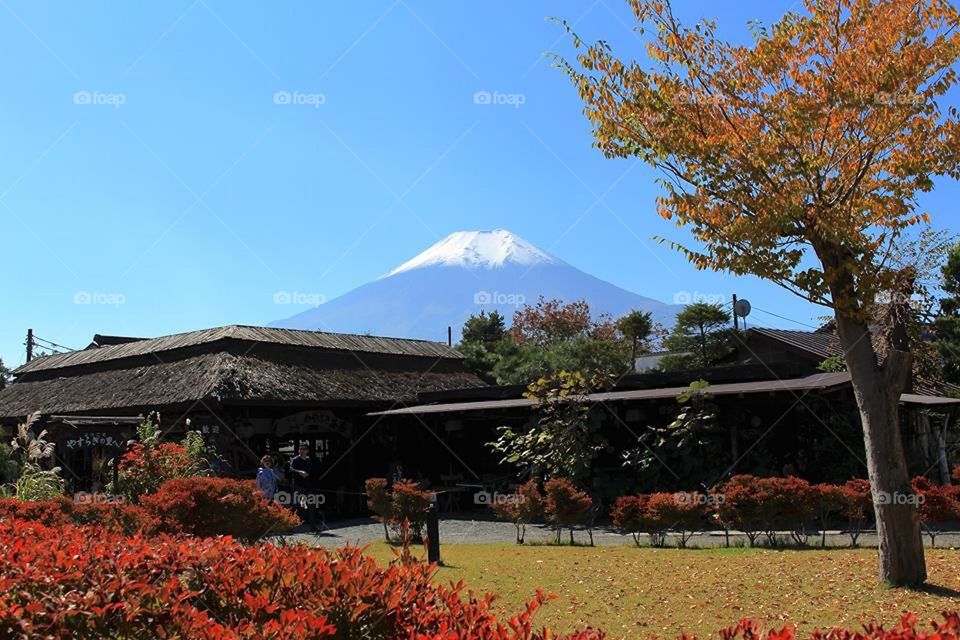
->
[469,297,634,384]
[561,0,960,584]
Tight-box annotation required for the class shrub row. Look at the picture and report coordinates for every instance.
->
[0,518,604,639]
[488,478,594,545]
[613,475,960,547]
[0,477,299,541]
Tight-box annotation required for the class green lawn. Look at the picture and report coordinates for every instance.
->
[359,543,960,639]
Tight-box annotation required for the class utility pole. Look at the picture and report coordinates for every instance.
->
[731,295,739,331]
[26,328,34,362]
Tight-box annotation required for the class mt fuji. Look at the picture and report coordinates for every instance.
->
[270,230,684,341]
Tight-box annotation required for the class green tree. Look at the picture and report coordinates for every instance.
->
[617,310,654,369]
[489,371,605,484]
[660,303,733,370]
[936,242,960,387]
[457,311,509,383]
[624,380,723,487]
[0,358,11,391]
[462,310,507,345]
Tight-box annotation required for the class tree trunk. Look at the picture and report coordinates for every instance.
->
[835,316,926,586]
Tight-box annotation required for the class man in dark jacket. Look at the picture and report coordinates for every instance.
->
[289,443,315,524]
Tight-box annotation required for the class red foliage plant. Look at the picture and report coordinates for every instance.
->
[114,441,198,503]
[365,477,392,541]
[612,493,710,547]
[706,613,959,640]
[714,475,768,546]
[140,477,299,540]
[0,518,606,639]
[646,492,711,548]
[363,478,433,542]
[611,494,654,547]
[912,476,960,546]
[490,480,545,544]
[544,478,593,545]
[0,497,158,536]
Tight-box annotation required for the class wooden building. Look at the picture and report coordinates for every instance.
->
[0,325,485,511]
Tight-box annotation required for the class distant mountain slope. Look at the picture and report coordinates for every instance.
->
[271,230,684,341]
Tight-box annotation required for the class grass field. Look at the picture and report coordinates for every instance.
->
[359,543,960,639]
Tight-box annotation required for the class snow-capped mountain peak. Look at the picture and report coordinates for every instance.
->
[384,229,560,277]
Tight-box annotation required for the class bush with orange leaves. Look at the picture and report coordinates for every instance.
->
[0,518,606,639]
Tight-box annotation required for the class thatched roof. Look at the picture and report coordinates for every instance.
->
[0,325,483,419]
[14,325,463,376]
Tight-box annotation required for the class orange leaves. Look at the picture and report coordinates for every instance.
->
[560,0,960,312]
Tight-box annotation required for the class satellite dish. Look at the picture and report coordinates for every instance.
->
[734,298,752,318]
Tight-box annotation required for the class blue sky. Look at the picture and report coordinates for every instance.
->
[1,1,957,369]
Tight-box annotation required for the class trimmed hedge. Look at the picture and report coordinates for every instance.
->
[0,518,604,639]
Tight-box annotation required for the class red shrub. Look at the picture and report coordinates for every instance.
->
[72,502,160,536]
[114,441,199,503]
[0,496,74,527]
[839,479,873,546]
[390,479,432,540]
[912,476,960,546]
[715,612,959,640]
[365,477,392,541]
[363,478,433,542]
[714,475,767,546]
[0,518,605,639]
[0,497,159,536]
[646,492,711,548]
[490,480,545,544]
[760,476,819,545]
[611,495,654,546]
[544,478,593,545]
[714,475,819,546]
[140,477,300,540]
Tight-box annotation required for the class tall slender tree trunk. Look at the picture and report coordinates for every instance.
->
[835,315,926,586]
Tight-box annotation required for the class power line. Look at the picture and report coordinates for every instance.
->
[751,306,819,330]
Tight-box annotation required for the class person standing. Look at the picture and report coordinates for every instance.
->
[256,455,279,500]
[289,443,314,523]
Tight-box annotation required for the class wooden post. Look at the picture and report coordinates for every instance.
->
[447,326,452,347]
[426,504,441,564]
[732,295,739,331]
[26,328,33,362]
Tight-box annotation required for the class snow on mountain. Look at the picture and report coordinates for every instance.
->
[384,229,560,276]
[270,230,683,342]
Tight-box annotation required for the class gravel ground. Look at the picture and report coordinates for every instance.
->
[271,515,960,549]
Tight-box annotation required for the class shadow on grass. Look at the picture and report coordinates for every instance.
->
[905,583,960,598]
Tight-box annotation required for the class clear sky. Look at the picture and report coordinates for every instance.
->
[1,1,957,369]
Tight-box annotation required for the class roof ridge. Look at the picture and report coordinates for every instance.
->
[13,325,462,376]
